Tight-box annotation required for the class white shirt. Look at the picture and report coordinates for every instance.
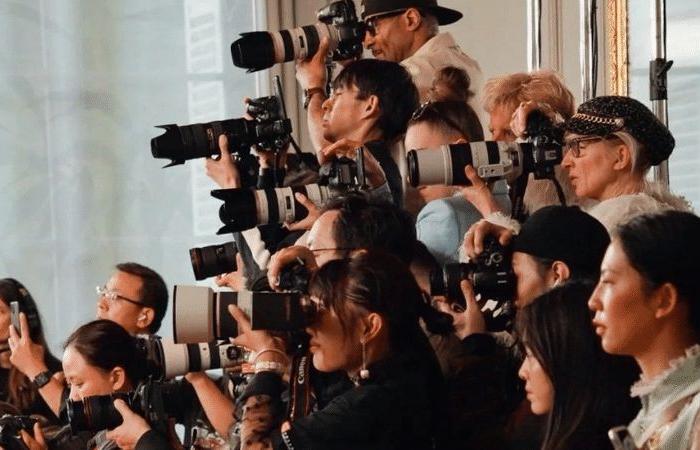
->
[401,32,486,131]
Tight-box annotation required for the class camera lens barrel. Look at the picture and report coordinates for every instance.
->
[173,285,238,343]
[189,241,238,281]
[157,340,244,379]
[231,24,333,71]
[214,184,330,233]
[67,393,131,433]
[407,142,521,187]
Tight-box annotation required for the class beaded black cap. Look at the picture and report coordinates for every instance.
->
[563,95,675,166]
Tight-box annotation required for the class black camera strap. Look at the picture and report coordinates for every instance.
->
[288,352,314,421]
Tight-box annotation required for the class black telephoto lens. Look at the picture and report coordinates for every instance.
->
[67,393,130,433]
[189,242,238,281]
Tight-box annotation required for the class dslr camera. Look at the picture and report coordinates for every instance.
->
[172,286,316,344]
[151,77,292,171]
[0,415,37,450]
[231,0,364,72]
[407,111,563,187]
[212,147,368,234]
[67,379,196,434]
[430,237,516,331]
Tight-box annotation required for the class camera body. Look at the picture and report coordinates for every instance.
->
[0,415,37,450]
[430,237,516,331]
[316,0,365,61]
[231,0,364,71]
[67,379,197,434]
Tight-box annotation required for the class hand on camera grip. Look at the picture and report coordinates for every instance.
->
[105,399,152,450]
[463,219,514,261]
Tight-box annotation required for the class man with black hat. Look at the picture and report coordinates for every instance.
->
[297,0,484,153]
[361,0,483,108]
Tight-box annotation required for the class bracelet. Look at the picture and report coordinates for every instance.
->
[303,87,326,110]
[252,348,288,364]
[254,360,287,374]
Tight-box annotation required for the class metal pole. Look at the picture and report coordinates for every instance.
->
[527,0,541,71]
[580,0,594,101]
[651,0,672,187]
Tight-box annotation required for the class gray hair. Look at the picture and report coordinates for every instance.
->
[612,131,649,175]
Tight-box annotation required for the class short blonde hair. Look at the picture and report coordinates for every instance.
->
[482,70,575,119]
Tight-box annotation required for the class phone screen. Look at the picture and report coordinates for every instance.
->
[10,301,21,336]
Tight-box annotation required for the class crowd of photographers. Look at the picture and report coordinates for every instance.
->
[3,0,700,449]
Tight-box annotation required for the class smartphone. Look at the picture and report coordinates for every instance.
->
[608,426,638,450]
[10,301,21,336]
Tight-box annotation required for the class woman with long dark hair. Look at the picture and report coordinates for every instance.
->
[230,250,450,449]
[0,278,62,422]
[589,210,700,449]
[516,281,639,450]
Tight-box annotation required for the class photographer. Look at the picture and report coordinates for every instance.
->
[516,281,638,450]
[267,193,417,290]
[230,250,450,449]
[588,211,700,449]
[559,96,691,231]
[37,320,171,450]
[10,263,168,421]
[460,71,576,222]
[0,279,62,422]
[297,54,417,204]
[299,1,484,152]
[440,206,611,449]
[405,100,510,265]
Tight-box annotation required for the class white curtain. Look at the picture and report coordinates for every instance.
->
[0,0,266,353]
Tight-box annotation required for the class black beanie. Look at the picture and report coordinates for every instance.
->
[513,206,610,275]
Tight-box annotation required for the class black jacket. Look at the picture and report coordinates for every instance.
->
[238,351,445,450]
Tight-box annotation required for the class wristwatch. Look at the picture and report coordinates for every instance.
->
[31,370,53,389]
[303,87,326,110]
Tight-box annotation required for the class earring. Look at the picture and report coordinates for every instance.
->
[360,339,370,380]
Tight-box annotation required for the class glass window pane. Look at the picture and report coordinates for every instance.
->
[0,0,265,351]
[628,0,700,210]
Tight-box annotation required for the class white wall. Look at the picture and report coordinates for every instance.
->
[439,0,528,82]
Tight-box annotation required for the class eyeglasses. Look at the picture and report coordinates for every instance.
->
[365,10,407,37]
[410,101,466,139]
[563,135,617,158]
[96,285,143,307]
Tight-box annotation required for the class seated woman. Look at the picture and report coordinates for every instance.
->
[589,210,700,449]
[561,96,691,231]
[230,250,450,449]
[0,278,62,422]
[516,281,639,450]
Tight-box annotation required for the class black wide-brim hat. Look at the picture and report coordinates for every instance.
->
[563,95,675,166]
[361,0,463,25]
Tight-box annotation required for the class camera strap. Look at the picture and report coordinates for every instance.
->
[288,352,313,421]
[510,174,529,222]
